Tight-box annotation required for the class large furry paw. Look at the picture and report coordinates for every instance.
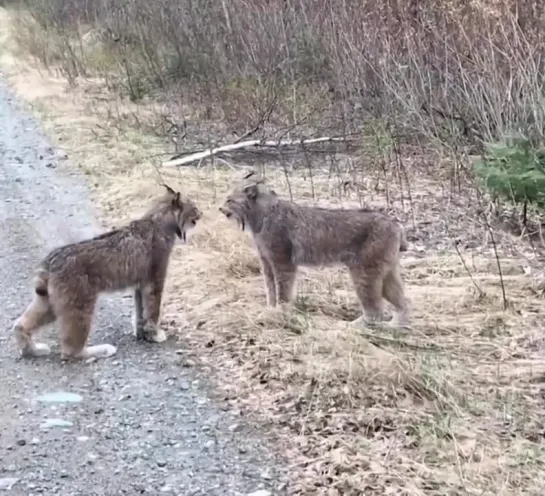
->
[389,313,411,329]
[69,344,117,360]
[141,321,167,343]
[20,342,51,358]
[351,314,384,329]
[148,328,167,343]
[94,344,117,358]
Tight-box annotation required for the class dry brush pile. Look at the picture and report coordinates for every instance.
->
[1,1,545,495]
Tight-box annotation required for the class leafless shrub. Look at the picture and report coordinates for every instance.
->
[10,0,545,159]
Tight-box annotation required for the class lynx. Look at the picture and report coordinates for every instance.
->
[219,173,410,327]
[12,185,202,360]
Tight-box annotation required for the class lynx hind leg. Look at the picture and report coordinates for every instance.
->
[141,280,167,343]
[383,265,410,328]
[12,294,56,358]
[59,304,116,360]
[348,264,386,328]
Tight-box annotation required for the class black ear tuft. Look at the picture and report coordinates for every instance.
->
[164,184,177,196]
[243,170,256,180]
[171,191,182,207]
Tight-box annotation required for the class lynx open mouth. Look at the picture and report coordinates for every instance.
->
[174,225,185,241]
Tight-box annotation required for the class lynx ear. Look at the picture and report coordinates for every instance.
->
[243,170,256,180]
[171,191,182,208]
[243,182,259,200]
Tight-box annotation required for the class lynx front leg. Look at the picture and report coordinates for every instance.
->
[133,287,145,340]
[272,261,298,304]
[141,275,167,343]
[258,252,277,307]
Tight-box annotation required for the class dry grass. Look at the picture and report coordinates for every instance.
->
[2,8,545,496]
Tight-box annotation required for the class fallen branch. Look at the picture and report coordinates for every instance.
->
[161,135,357,168]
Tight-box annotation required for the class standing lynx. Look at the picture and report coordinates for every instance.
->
[12,185,201,360]
[219,173,410,327]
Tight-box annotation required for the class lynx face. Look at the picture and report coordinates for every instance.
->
[177,198,202,242]
[219,183,258,231]
[162,185,202,243]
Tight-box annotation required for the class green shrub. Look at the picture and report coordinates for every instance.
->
[474,135,545,222]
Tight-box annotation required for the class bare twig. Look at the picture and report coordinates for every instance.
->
[453,239,485,297]
[233,94,278,144]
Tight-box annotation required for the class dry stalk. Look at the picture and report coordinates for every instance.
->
[452,239,485,298]
[280,152,293,202]
[301,144,316,201]
[481,213,508,310]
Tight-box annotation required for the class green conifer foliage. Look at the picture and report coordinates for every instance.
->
[474,135,545,223]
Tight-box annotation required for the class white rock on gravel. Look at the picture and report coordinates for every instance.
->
[0,478,19,490]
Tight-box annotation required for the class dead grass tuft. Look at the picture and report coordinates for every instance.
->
[2,8,545,495]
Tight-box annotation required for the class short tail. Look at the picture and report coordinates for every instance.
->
[34,267,49,297]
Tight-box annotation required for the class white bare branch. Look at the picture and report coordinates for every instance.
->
[161,136,356,167]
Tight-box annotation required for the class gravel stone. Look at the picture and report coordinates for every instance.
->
[0,478,19,490]
[0,79,285,495]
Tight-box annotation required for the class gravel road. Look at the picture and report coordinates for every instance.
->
[0,80,282,496]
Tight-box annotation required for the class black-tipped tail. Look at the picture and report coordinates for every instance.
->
[35,287,48,297]
[34,268,49,297]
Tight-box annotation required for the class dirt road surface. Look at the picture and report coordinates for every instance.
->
[0,80,282,495]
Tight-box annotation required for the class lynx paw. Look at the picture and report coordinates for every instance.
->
[352,313,384,329]
[389,313,411,329]
[148,328,167,343]
[79,344,117,359]
[142,321,167,343]
[20,342,51,358]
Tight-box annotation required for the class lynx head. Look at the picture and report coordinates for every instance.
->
[219,171,276,231]
[148,185,202,242]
